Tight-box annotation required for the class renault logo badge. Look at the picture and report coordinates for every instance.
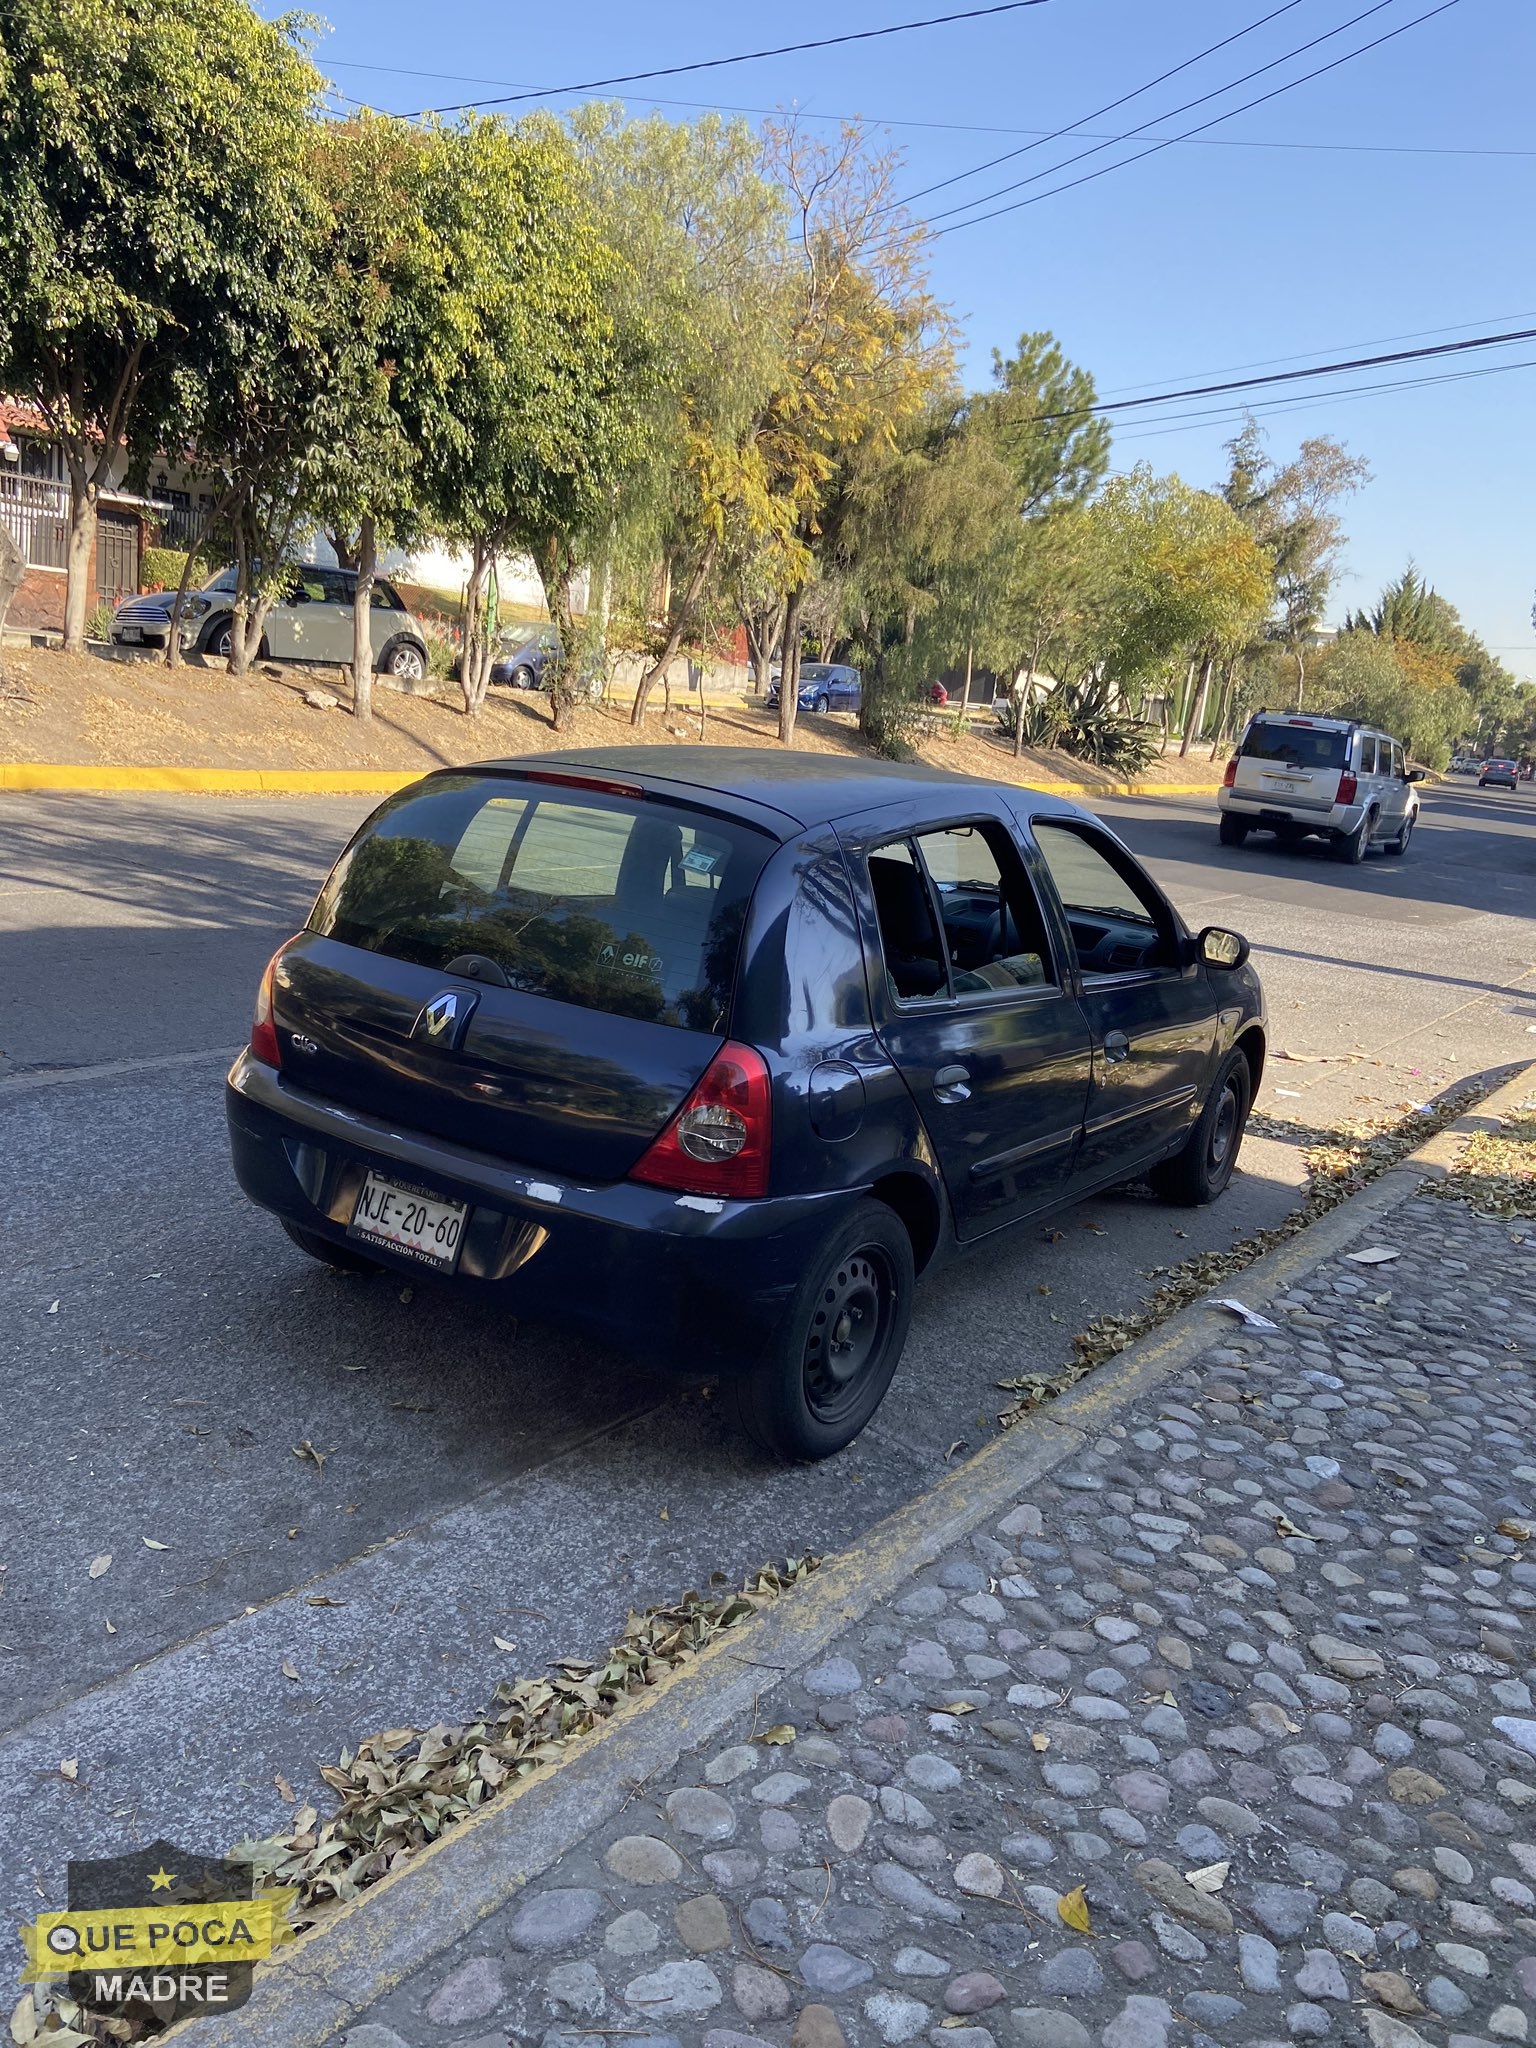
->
[413,989,477,1048]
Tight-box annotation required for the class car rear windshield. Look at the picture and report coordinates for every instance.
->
[1241,720,1349,770]
[310,774,773,1032]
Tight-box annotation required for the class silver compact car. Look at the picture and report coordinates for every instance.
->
[112,566,431,681]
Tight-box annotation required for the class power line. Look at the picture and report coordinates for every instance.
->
[932,0,1461,235]
[1042,323,1536,419]
[924,0,1405,225]
[1095,309,1536,398]
[891,0,1304,211]
[1108,352,1536,442]
[409,1,1053,119]
[320,57,1536,159]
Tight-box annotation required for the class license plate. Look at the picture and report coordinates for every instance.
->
[117,625,141,643]
[348,1171,467,1269]
[1264,777,1298,794]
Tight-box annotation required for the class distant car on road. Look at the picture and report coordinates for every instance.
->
[1218,712,1424,862]
[767,663,862,714]
[1450,753,1481,774]
[227,749,1263,1459]
[1479,757,1520,790]
[112,566,430,680]
[490,628,560,691]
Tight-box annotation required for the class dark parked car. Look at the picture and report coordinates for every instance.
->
[767,663,862,714]
[1479,757,1519,790]
[111,566,430,678]
[227,751,1264,1458]
[490,628,560,691]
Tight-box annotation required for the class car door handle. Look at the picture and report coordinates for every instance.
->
[933,1064,971,1103]
[1102,1032,1130,1065]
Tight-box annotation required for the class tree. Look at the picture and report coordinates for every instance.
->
[1313,630,1464,767]
[412,115,654,726]
[0,0,321,651]
[1222,422,1369,704]
[305,114,440,721]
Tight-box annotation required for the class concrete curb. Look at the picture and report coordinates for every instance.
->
[167,1060,1533,2046]
[0,762,1223,801]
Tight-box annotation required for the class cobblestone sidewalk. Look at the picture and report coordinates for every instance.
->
[341,1190,1536,2048]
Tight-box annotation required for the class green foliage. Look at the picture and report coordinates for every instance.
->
[85,599,115,641]
[1312,631,1463,768]
[140,547,204,592]
[994,678,1160,774]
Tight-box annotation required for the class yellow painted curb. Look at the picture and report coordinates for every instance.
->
[0,764,419,795]
[0,762,1223,801]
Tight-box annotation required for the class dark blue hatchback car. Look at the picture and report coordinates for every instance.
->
[227,750,1265,1458]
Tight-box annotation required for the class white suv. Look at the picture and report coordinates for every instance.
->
[1217,712,1424,862]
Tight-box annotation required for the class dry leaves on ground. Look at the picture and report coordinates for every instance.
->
[229,1556,820,1920]
[994,1081,1491,1432]
[1425,1099,1536,1220]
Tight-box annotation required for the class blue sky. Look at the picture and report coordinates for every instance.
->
[313,0,1535,677]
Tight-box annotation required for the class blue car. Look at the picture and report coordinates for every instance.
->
[227,750,1264,1459]
[767,662,862,714]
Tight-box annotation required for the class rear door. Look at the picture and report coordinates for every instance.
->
[278,771,776,1180]
[1233,716,1349,820]
[1025,816,1219,1186]
[842,808,1093,1239]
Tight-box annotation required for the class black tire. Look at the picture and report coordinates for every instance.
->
[813,694,830,714]
[1149,1047,1252,1207]
[510,665,535,691]
[381,636,427,682]
[203,616,269,663]
[729,1199,915,1461]
[1386,812,1413,857]
[1218,814,1249,847]
[1332,814,1369,864]
[281,1219,381,1273]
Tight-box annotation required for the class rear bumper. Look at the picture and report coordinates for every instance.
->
[225,1051,847,1372]
[1218,787,1358,834]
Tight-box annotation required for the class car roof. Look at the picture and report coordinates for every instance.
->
[466,745,1093,833]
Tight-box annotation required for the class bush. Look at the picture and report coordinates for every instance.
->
[419,615,460,680]
[994,679,1160,775]
[86,599,115,642]
[140,546,204,593]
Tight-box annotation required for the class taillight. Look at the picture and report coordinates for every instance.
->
[1222,756,1238,788]
[1336,772,1358,805]
[631,1042,772,1199]
[250,943,293,1068]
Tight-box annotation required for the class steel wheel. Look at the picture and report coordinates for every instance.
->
[803,1246,896,1427]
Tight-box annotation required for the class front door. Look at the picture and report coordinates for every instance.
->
[848,815,1093,1240]
[1027,817,1219,1187]
[95,510,139,601]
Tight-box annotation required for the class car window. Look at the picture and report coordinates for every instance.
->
[310,775,772,1033]
[1358,735,1378,775]
[286,568,326,605]
[370,582,404,611]
[1389,740,1403,777]
[319,569,355,606]
[1032,821,1174,978]
[1241,719,1348,770]
[869,821,1055,1004]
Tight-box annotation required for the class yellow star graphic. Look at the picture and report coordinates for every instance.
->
[147,1867,177,1892]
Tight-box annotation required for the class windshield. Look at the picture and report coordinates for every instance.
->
[1241,720,1349,770]
[310,774,773,1033]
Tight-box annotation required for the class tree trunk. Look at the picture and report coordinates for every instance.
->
[777,586,804,746]
[960,636,974,717]
[62,476,98,655]
[630,536,718,727]
[593,535,615,701]
[227,520,252,676]
[164,522,208,671]
[351,513,376,722]
[1293,645,1306,710]
[460,537,494,714]
[1181,652,1215,757]
[540,539,580,733]
[327,528,359,572]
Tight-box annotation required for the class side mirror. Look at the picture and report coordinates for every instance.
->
[1405,767,1426,783]
[1198,925,1250,970]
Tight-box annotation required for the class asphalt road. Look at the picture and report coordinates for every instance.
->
[2,774,1533,1931]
